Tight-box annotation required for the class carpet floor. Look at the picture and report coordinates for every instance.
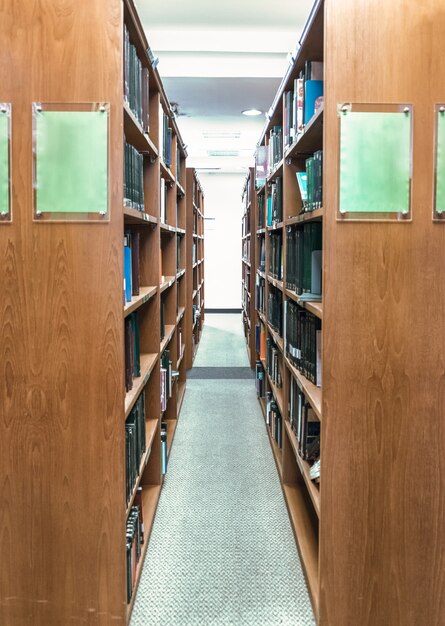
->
[130,313,316,626]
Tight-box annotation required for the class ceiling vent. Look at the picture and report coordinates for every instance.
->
[207,149,240,157]
[202,131,241,140]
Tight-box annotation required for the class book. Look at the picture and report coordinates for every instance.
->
[124,234,132,303]
[304,80,323,125]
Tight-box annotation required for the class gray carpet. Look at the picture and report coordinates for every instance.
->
[188,367,254,379]
[130,314,316,626]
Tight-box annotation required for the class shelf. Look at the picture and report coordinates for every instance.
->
[285,207,324,225]
[242,258,251,267]
[124,206,158,226]
[265,421,283,478]
[285,289,323,320]
[160,160,175,184]
[260,356,267,370]
[258,309,266,325]
[165,418,178,457]
[176,268,186,280]
[266,371,284,416]
[124,286,157,318]
[126,484,162,622]
[257,269,266,279]
[282,483,319,616]
[267,158,284,183]
[242,233,251,240]
[258,395,266,417]
[160,222,177,235]
[284,421,320,518]
[123,101,158,157]
[125,419,159,517]
[176,227,186,235]
[198,279,204,291]
[267,323,284,353]
[266,221,284,231]
[285,356,322,421]
[267,274,284,291]
[257,228,266,235]
[176,182,185,197]
[285,104,324,159]
[177,345,185,368]
[177,381,186,415]
[125,353,158,417]
[160,325,175,354]
[176,306,185,324]
[159,276,176,293]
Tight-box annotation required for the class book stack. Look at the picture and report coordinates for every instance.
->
[289,377,320,471]
[258,237,266,272]
[266,392,282,448]
[123,231,140,304]
[266,337,282,388]
[258,193,265,227]
[125,392,146,503]
[124,142,145,212]
[255,361,265,398]
[124,25,149,132]
[125,312,141,392]
[285,222,322,296]
[304,150,323,212]
[268,125,283,172]
[126,502,143,603]
[266,177,283,225]
[268,231,283,280]
[285,301,322,386]
[159,106,172,168]
[160,350,172,413]
[268,286,283,336]
[255,273,266,313]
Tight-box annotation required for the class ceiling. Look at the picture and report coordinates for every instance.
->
[136,0,315,173]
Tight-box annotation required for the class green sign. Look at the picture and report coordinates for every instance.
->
[35,110,108,215]
[436,110,445,215]
[339,111,411,215]
[0,111,9,216]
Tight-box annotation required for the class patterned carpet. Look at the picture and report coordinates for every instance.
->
[130,314,316,626]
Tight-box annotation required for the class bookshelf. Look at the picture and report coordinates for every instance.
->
[251,1,445,624]
[185,168,205,368]
[241,167,257,368]
[0,0,193,623]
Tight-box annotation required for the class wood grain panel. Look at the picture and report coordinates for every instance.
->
[320,1,445,624]
[0,1,125,624]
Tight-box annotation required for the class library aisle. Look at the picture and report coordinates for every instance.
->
[130,313,316,626]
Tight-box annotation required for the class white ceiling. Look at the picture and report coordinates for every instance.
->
[136,0,315,173]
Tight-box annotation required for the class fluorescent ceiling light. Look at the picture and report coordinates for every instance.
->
[242,108,263,116]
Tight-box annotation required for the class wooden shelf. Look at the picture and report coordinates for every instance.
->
[285,207,324,226]
[125,353,158,417]
[267,158,284,183]
[123,101,158,157]
[176,182,185,197]
[282,483,319,617]
[267,274,284,291]
[258,309,266,325]
[176,268,186,280]
[177,381,186,415]
[285,356,322,421]
[285,104,323,159]
[285,289,323,320]
[125,419,159,517]
[257,227,266,235]
[160,325,175,354]
[176,306,185,324]
[267,323,284,353]
[124,286,157,318]
[242,258,251,267]
[126,484,162,621]
[257,269,266,279]
[159,275,176,293]
[160,222,177,235]
[258,395,266,417]
[160,160,175,184]
[124,206,158,225]
[176,227,186,235]
[284,421,320,517]
[265,421,283,478]
[165,418,178,457]
[267,372,284,416]
[177,345,185,368]
[266,221,284,231]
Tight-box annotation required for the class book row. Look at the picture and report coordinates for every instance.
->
[124,142,145,212]
[285,300,322,387]
[126,494,144,603]
[125,392,146,504]
[124,24,149,132]
[285,221,322,296]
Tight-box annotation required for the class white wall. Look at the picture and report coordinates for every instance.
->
[199,172,245,309]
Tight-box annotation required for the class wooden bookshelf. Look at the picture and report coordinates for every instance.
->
[248,0,445,624]
[0,0,195,622]
[241,167,257,368]
[185,168,205,369]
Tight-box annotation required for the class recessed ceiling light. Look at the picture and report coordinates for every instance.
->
[241,109,263,116]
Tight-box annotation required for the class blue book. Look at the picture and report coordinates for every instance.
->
[124,235,132,303]
[267,195,273,226]
[304,79,323,125]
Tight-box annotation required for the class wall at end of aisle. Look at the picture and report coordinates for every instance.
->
[200,172,244,309]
